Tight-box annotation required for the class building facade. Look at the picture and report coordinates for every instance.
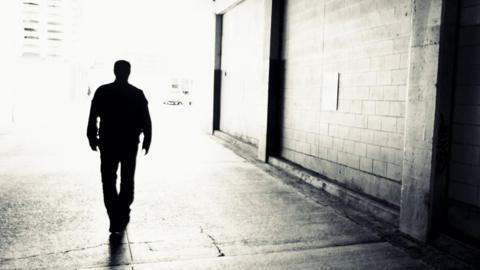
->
[211,0,480,247]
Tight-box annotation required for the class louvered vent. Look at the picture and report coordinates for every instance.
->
[22,1,42,57]
[21,0,65,58]
[45,0,63,58]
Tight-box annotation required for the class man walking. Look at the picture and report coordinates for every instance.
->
[87,60,152,233]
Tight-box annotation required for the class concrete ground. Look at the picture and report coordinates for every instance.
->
[0,107,469,269]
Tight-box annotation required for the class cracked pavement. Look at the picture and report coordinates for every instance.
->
[0,107,430,269]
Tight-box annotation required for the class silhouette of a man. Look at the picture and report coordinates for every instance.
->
[87,60,152,233]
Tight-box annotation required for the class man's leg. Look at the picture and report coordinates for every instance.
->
[118,144,138,228]
[100,148,120,232]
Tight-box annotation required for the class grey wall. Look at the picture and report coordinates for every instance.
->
[279,0,411,212]
[213,0,451,243]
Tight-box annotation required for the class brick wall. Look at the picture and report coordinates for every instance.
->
[219,0,267,146]
[279,0,412,207]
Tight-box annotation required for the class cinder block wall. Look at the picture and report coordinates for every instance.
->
[279,0,412,208]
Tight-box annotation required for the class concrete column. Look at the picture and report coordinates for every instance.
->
[400,0,446,242]
[256,0,273,162]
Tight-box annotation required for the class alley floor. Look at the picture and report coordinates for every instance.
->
[0,107,465,269]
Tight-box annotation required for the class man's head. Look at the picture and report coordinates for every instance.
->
[114,60,131,82]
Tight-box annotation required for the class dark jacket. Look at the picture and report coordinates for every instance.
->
[87,81,152,149]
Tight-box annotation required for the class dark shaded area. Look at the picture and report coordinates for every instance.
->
[444,0,480,249]
[266,0,285,158]
[212,15,223,132]
[430,0,460,242]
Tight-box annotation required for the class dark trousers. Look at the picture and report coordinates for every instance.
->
[100,143,138,225]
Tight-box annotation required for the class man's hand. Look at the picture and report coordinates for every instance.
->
[142,143,150,155]
[89,139,98,151]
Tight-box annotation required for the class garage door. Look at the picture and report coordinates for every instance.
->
[219,0,266,147]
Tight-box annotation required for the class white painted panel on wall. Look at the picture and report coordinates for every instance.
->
[321,72,339,111]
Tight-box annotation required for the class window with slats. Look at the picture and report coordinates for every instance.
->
[21,0,65,58]
[22,0,41,57]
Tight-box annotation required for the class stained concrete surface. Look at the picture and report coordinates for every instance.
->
[0,107,434,269]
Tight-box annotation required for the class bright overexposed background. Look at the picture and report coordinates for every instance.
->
[0,0,215,135]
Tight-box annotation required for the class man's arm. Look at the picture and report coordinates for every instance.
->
[87,92,100,151]
[141,94,152,155]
